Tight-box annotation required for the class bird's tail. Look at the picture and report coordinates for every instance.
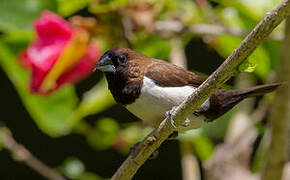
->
[204,82,284,121]
[232,82,284,97]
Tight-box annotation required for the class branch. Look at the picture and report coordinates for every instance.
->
[112,1,290,179]
[261,15,290,180]
[154,21,284,41]
[0,127,66,180]
[170,36,187,68]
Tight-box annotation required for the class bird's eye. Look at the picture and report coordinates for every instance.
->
[118,54,126,63]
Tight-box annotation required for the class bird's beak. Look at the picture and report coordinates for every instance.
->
[95,54,116,73]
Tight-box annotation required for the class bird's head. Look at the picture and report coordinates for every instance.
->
[95,48,146,73]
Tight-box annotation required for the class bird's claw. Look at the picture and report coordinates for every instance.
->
[166,106,191,128]
[130,142,141,164]
[182,117,190,127]
[166,106,178,128]
[193,111,200,116]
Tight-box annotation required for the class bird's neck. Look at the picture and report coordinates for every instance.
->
[105,66,142,105]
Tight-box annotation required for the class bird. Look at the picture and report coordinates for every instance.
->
[95,48,282,132]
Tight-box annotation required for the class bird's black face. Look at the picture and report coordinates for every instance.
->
[95,49,128,73]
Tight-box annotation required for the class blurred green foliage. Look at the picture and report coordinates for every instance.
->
[0,0,57,32]
[0,0,284,179]
[61,157,106,180]
[0,39,78,136]
[216,35,272,81]
[132,33,171,60]
[192,135,214,162]
[57,0,94,17]
[87,118,120,150]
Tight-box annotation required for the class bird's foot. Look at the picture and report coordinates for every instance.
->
[165,106,178,128]
[166,106,191,128]
[130,141,141,164]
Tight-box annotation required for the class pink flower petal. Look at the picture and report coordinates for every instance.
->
[23,11,75,93]
[56,44,100,86]
[28,11,74,71]
[19,10,101,95]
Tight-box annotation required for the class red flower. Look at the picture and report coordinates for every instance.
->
[19,11,100,95]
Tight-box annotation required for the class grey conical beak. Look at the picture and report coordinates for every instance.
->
[95,54,116,73]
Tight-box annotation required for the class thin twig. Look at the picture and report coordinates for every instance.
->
[111,1,290,179]
[154,21,284,41]
[261,15,290,180]
[121,15,133,49]
[180,141,201,180]
[0,127,66,180]
[170,37,187,68]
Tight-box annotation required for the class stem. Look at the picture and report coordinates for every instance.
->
[112,1,290,179]
[121,15,133,49]
[261,16,290,180]
[154,21,283,41]
[0,127,66,180]
[180,141,201,180]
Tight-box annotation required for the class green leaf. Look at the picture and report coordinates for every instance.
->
[247,46,271,81]
[0,40,78,136]
[238,59,256,73]
[57,0,94,17]
[0,0,57,32]
[216,35,271,81]
[71,79,115,126]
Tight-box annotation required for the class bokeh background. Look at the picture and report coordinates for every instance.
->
[0,0,288,180]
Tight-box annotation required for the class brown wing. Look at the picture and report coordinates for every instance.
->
[145,59,206,87]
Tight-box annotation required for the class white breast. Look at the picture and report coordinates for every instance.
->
[126,76,210,129]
